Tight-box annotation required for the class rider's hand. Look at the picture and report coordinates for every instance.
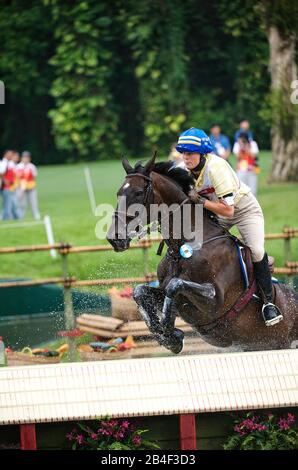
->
[188,189,206,206]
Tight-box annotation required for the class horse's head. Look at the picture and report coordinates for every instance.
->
[107,153,156,252]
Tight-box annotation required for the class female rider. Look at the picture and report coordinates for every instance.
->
[175,127,283,327]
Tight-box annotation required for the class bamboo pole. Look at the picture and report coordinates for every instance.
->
[0,243,70,254]
[0,277,72,288]
[273,267,298,274]
[0,274,158,289]
[72,273,157,287]
[0,229,297,255]
[66,241,152,254]
[286,262,298,268]
[0,267,297,290]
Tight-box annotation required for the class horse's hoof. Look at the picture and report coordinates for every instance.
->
[163,328,184,354]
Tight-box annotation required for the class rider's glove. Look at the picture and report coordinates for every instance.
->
[188,188,206,206]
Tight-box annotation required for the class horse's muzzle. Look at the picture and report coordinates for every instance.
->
[106,236,131,252]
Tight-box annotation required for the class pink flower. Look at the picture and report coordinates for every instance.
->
[115,431,125,441]
[98,427,112,436]
[66,433,74,441]
[256,424,267,432]
[287,413,295,425]
[234,424,247,436]
[235,417,267,435]
[91,433,98,440]
[102,419,118,428]
[76,434,84,445]
[121,420,130,429]
[132,435,141,446]
[278,419,290,430]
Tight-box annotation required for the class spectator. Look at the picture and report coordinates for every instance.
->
[0,149,20,219]
[168,143,186,168]
[233,132,260,196]
[17,151,40,220]
[209,123,231,160]
[10,151,21,219]
[234,118,253,143]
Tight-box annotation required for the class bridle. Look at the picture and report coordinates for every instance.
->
[114,173,154,239]
[114,172,231,255]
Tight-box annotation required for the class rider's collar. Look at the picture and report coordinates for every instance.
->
[191,155,206,177]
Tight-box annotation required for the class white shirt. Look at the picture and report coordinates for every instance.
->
[17,162,38,177]
[0,158,8,175]
[233,140,259,156]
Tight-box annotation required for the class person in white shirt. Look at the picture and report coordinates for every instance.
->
[17,151,40,220]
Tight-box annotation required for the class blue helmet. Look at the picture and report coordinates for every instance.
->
[176,128,213,154]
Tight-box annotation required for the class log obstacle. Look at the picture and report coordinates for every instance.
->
[75,313,222,362]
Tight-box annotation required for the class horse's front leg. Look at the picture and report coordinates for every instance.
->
[133,284,186,354]
[133,285,165,336]
[161,277,217,341]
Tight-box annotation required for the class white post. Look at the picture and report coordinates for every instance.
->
[44,215,56,259]
[0,80,5,105]
[84,166,96,215]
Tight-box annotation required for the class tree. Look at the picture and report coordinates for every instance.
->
[0,0,56,163]
[259,0,298,181]
[124,0,189,154]
[47,0,124,160]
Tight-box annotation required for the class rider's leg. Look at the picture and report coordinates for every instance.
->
[253,253,283,326]
[232,193,283,326]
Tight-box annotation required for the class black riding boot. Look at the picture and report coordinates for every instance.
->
[253,253,283,326]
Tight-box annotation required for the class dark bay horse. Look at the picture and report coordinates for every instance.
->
[107,155,298,353]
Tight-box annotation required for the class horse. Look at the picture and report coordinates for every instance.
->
[107,154,298,353]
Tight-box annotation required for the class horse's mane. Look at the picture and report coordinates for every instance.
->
[133,160,222,227]
[133,161,194,195]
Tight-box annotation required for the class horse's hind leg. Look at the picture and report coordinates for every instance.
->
[133,284,186,354]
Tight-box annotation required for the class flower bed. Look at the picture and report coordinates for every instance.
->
[223,411,298,450]
[66,417,159,450]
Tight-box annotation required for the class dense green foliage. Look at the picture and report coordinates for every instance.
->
[0,0,295,163]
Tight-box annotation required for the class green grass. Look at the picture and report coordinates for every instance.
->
[0,152,297,291]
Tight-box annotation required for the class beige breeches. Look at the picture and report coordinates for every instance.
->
[218,192,265,262]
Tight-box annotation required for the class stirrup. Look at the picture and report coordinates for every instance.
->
[262,303,283,327]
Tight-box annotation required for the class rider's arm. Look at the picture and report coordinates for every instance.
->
[204,198,234,218]
[206,160,237,218]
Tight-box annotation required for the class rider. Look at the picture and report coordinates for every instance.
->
[175,127,283,327]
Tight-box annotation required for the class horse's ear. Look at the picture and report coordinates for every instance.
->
[144,151,157,175]
[121,156,134,174]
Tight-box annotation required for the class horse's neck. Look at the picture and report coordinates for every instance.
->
[152,172,224,244]
[152,172,187,206]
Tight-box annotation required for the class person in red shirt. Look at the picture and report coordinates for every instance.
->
[0,150,20,219]
[17,151,40,220]
[233,132,260,196]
